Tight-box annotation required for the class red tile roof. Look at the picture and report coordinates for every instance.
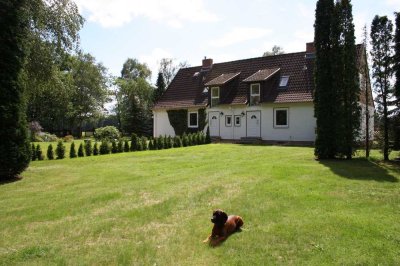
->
[205,72,241,86]
[243,68,280,82]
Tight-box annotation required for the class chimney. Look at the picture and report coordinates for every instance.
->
[305,42,316,59]
[202,56,213,70]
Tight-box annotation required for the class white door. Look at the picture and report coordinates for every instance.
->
[209,111,220,137]
[246,111,261,137]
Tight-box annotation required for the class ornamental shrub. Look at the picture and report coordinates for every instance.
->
[36,144,44,161]
[136,138,143,151]
[123,140,130,152]
[130,133,138,151]
[167,136,173,149]
[141,137,148,150]
[174,136,182,147]
[93,142,99,155]
[31,143,37,161]
[63,135,74,142]
[84,140,92,156]
[157,136,164,150]
[47,144,54,160]
[205,127,211,144]
[200,132,206,144]
[111,140,118,153]
[70,142,77,158]
[153,138,158,150]
[94,126,120,141]
[99,141,109,155]
[182,133,188,147]
[78,143,84,157]
[117,140,123,153]
[56,140,65,159]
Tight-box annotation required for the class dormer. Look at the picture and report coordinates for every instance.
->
[243,68,281,105]
[205,72,241,107]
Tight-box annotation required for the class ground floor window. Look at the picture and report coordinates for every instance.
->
[225,115,232,127]
[274,108,288,128]
[234,115,241,127]
[188,111,198,128]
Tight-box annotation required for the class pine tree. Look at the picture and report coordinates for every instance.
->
[0,0,31,179]
[130,133,138,151]
[93,142,99,155]
[124,140,130,152]
[154,72,166,103]
[70,142,77,158]
[370,15,394,161]
[84,140,92,156]
[36,145,43,161]
[56,141,65,159]
[394,12,400,102]
[100,141,109,155]
[31,143,37,161]
[78,143,84,157]
[47,144,54,160]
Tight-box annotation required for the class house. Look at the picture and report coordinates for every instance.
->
[153,42,374,145]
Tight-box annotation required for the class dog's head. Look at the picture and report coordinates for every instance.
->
[211,209,228,226]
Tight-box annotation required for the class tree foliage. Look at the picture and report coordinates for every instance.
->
[263,45,285,56]
[394,12,400,101]
[154,72,166,103]
[159,58,190,87]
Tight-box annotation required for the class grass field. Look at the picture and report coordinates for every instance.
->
[1,144,399,265]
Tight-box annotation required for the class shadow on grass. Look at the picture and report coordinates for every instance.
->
[0,176,22,186]
[319,158,399,183]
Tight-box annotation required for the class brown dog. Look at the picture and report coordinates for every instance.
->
[203,209,244,246]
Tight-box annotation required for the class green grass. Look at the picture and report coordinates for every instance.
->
[1,144,399,265]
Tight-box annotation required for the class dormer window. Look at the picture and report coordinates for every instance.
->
[279,76,289,87]
[250,84,260,106]
[211,87,219,107]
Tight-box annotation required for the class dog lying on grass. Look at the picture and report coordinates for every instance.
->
[203,209,244,246]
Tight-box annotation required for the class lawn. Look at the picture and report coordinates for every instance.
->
[1,144,399,265]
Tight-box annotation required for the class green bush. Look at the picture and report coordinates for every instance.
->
[36,144,44,160]
[174,136,182,148]
[141,137,148,150]
[38,132,58,142]
[111,140,118,154]
[136,138,143,151]
[63,135,74,142]
[153,138,158,150]
[148,139,154,150]
[78,143,84,157]
[31,143,37,161]
[70,142,77,158]
[205,127,211,144]
[182,133,188,147]
[47,144,54,160]
[55,140,65,159]
[93,142,99,156]
[84,140,92,156]
[117,140,123,153]
[167,136,173,149]
[124,140,130,152]
[130,133,138,151]
[94,126,120,141]
[99,141,109,155]
[157,136,164,150]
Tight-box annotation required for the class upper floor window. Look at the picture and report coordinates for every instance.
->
[188,111,198,128]
[250,83,260,106]
[279,76,289,87]
[211,87,219,107]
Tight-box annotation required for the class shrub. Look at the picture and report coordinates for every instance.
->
[182,133,188,147]
[28,121,43,141]
[205,127,211,144]
[124,140,130,152]
[153,138,158,150]
[136,138,143,151]
[55,140,65,159]
[117,140,123,153]
[47,144,54,160]
[93,142,99,155]
[111,140,118,154]
[70,142,77,158]
[141,137,148,150]
[31,143,37,161]
[158,136,164,150]
[99,141,109,155]
[94,126,120,141]
[200,132,206,144]
[78,143,84,157]
[148,139,154,150]
[33,135,44,142]
[36,144,44,160]
[84,140,92,156]
[174,136,182,148]
[63,135,74,142]
[188,133,193,146]
[38,132,58,142]
[167,136,173,149]
[130,133,138,151]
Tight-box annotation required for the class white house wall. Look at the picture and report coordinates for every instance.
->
[359,103,375,141]
[153,110,175,137]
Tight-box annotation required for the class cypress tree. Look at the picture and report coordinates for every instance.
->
[31,143,37,161]
[154,72,166,103]
[47,144,54,160]
[205,127,211,144]
[182,133,188,147]
[111,140,118,153]
[84,140,92,156]
[141,137,148,150]
[370,15,394,161]
[153,138,159,150]
[56,141,65,159]
[70,142,77,158]
[157,136,164,150]
[314,0,336,159]
[100,141,109,155]
[78,143,84,157]
[0,0,31,179]
[394,12,400,101]
[124,140,130,152]
[130,133,138,151]
[93,142,99,155]
[117,140,123,153]
[148,139,154,150]
[36,145,43,161]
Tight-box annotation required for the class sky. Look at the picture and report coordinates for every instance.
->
[75,0,400,84]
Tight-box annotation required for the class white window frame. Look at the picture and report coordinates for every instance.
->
[250,83,261,105]
[188,111,198,128]
[225,115,232,127]
[274,108,289,128]
[234,115,241,127]
[211,87,220,107]
[279,76,289,88]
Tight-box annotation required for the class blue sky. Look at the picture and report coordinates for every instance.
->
[76,0,399,84]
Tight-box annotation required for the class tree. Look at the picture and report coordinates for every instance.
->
[47,144,54,160]
[36,145,44,160]
[0,0,31,180]
[70,142,77,158]
[85,140,92,156]
[56,140,66,159]
[154,72,166,103]
[159,58,190,87]
[370,15,394,161]
[263,45,285,56]
[78,143,84,157]
[394,12,400,101]
[121,58,151,80]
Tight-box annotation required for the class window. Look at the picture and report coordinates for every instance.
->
[188,111,198,128]
[211,87,219,107]
[274,108,288,128]
[225,115,232,127]
[250,84,260,106]
[234,115,241,127]
[279,76,289,87]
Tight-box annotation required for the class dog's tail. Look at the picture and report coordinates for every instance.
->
[236,216,244,230]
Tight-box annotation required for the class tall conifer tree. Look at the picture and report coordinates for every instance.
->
[154,72,166,103]
[394,12,400,101]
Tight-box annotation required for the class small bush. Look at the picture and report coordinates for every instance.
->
[84,140,92,156]
[205,127,211,144]
[124,140,130,152]
[153,138,158,150]
[70,142,77,158]
[36,144,44,160]
[38,132,58,142]
[111,140,118,154]
[117,140,123,153]
[99,141,110,155]
[31,143,37,161]
[141,137,148,150]
[47,144,54,160]
[166,136,172,149]
[158,136,164,150]
[93,142,99,155]
[94,126,120,141]
[55,140,65,159]
[182,133,188,147]
[174,136,182,148]
[63,135,74,142]
[78,143,84,157]
[130,133,138,151]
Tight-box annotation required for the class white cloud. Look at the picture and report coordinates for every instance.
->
[209,27,272,48]
[139,48,173,83]
[386,0,400,7]
[75,0,219,28]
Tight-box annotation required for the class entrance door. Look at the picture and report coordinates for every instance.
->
[246,111,261,137]
[209,111,220,137]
